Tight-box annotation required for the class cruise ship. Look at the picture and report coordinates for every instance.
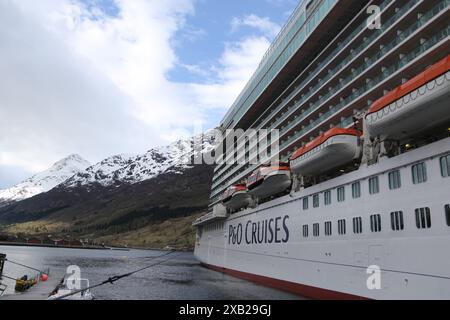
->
[193,0,450,300]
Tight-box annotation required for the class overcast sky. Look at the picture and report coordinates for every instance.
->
[0,0,298,189]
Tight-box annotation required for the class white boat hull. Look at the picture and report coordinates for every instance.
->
[195,137,450,300]
[248,171,291,200]
[223,191,252,211]
[290,135,360,176]
[366,71,450,140]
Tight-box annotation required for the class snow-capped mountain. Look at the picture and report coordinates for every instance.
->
[0,131,216,208]
[63,131,216,188]
[0,154,91,206]
[0,132,217,247]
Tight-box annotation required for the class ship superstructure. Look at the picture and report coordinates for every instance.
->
[194,0,450,299]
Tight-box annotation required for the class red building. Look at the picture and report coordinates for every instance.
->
[27,238,42,245]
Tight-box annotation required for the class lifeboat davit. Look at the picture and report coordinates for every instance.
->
[221,184,252,211]
[246,163,291,200]
[365,54,450,140]
[290,128,361,176]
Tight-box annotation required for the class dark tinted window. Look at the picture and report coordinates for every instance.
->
[370,214,382,232]
[389,170,402,190]
[390,211,404,231]
[303,225,309,238]
[303,197,309,210]
[338,219,346,235]
[313,194,320,208]
[353,217,362,234]
[446,205,450,227]
[337,187,345,202]
[352,182,361,199]
[325,221,332,236]
[441,155,450,177]
[369,176,380,195]
[412,163,427,184]
[415,207,431,229]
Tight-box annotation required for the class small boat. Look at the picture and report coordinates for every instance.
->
[15,275,38,292]
[365,54,450,140]
[246,163,291,200]
[47,278,94,300]
[222,184,252,211]
[290,128,361,176]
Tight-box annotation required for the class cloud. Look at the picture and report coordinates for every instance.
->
[0,0,156,172]
[0,165,33,189]
[0,0,276,187]
[186,36,272,110]
[231,14,281,38]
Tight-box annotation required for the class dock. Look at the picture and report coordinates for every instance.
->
[0,274,63,300]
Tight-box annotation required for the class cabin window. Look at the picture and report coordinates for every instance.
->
[324,191,332,206]
[388,170,402,190]
[313,194,320,208]
[337,187,345,202]
[390,211,404,231]
[313,223,320,237]
[353,217,363,234]
[325,221,332,236]
[412,163,427,184]
[440,155,450,178]
[303,225,309,238]
[352,182,361,199]
[370,214,382,233]
[369,176,380,195]
[415,207,431,229]
[338,219,346,235]
[445,205,450,227]
[303,197,309,210]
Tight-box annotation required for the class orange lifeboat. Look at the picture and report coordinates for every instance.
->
[290,128,361,176]
[221,184,252,211]
[365,54,450,140]
[246,163,291,200]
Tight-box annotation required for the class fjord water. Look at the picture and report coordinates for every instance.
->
[0,246,300,300]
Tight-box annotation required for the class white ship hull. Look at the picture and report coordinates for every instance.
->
[194,138,450,300]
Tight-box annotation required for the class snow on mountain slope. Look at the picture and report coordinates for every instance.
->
[0,131,216,207]
[63,131,216,188]
[0,154,91,205]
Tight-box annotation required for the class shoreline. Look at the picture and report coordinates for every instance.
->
[0,241,110,251]
[0,242,193,252]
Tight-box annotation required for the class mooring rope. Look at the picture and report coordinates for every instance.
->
[1,274,17,281]
[54,250,181,300]
[5,259,48,275]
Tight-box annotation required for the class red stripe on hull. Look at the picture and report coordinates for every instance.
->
[203,263,368,300]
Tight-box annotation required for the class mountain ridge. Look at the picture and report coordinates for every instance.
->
[0,154,91,207]
[0,131,217,249]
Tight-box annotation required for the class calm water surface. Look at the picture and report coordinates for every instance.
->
[0,245,301,300]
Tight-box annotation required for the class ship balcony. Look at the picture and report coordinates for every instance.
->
[211,26,450,200]
[212,0,422,180]
[211,1,448,192]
